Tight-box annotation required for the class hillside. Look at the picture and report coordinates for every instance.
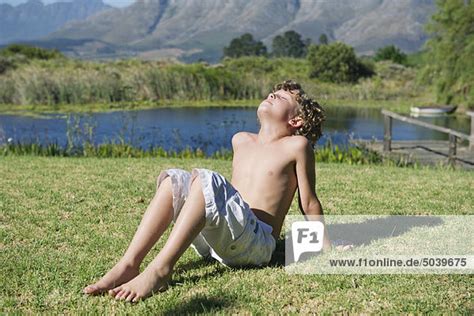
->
[11,0,437,62]
[0,0,113,45]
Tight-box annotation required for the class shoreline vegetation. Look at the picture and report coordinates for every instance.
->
[0,55,439,116]
[0,140,456,170]
[0,98,436,117]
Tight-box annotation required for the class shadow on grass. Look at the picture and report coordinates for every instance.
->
[270,215,444,266]
[162,294,234,314]
[164,259,238,314]
[172,257,228,285]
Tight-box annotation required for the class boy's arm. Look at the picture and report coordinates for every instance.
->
[294,136,331,250]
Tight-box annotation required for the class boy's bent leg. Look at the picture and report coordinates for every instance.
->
[119,176,175,266]
[110,175,206,302]
[83,176,175,295]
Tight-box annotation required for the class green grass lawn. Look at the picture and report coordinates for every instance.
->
[1,156,473,313]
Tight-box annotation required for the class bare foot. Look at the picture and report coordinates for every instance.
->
[109,266,171,302]
[83,260,140,295]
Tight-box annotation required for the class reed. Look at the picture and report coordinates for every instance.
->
[0,57,433,109]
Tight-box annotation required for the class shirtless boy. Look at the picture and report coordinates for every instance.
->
[83,79,330,302]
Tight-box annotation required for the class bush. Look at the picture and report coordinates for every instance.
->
[307,42,374,83]
[405,50,427,68]
[0,44,64,60]
[0,56,16,74]
[374,45,408,65]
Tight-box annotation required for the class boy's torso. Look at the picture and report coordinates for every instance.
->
[230,132,299,239]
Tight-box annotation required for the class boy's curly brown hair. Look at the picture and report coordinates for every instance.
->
[272,79,325,147]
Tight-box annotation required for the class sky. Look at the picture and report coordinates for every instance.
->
[0,0,135,7]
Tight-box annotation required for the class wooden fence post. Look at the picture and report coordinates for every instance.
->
[383,114,392,152]
[448,133,457,165]
[467,111,474,151]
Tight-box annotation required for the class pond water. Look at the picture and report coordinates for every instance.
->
[0,106,471,155]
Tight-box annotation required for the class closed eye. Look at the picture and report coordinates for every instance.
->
[275,93,287,101]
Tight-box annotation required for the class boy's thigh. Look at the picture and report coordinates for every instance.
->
[156,168,213,258]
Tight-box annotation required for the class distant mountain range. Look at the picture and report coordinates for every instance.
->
[1,0,437,62]
[0,0,112,45]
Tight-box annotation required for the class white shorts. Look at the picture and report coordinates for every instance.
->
[156,168,276,267]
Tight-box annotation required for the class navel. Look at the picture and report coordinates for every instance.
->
[267,171,274,176]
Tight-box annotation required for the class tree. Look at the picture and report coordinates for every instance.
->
[271,30,307,58]
[425,0,474,108]
[374,45,407,65]
[319,33,329,45]
[223,33,267,58]
[307,42,373,83]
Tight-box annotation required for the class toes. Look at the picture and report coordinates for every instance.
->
[132,294,142,303]
[83,285,96,294]
[114,291,123,300]
[83,284,103,295]
[109,286,121,297]
[118,289,130,300]
[125,292,135,302]
[115,289,125,300]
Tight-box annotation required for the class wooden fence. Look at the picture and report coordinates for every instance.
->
[381,109,473,165]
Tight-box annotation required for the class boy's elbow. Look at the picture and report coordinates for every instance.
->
[302,198,323,216]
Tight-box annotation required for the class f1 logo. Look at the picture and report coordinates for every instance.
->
[292,221,325,262]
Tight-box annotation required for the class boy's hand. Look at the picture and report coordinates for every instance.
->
[330,239,354,251]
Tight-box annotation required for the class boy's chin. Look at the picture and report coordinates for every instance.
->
[257,107,271,121]
[257,114,287,127]
[258,101,270,110]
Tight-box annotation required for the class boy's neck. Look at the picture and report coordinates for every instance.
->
[257,121,293,144]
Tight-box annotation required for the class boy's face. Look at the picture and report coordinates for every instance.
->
[258,89,300,123]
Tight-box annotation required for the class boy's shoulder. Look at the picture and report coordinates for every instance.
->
[288,135,311,149]
[284,136,313,163]
[280,135,312,155]
[231,131,255,147]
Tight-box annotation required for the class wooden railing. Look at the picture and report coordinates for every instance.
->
[381,109,473,164]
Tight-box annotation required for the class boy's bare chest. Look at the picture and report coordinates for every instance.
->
[231,144,295,183]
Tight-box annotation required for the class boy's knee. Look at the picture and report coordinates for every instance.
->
[156,176,173,195]
[190,174,202,189]
[189,175,206,200]
[161,176,172,187]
